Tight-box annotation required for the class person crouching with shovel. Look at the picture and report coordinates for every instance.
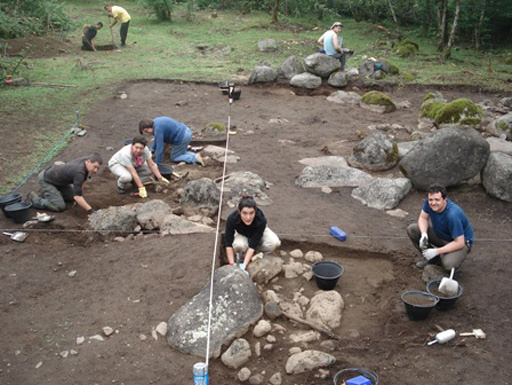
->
[223,196,281,275]
[108,136,169,197]
[407,183,474,271]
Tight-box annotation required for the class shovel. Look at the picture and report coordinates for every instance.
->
[438,267,459,296]
[3,231,29,242]
[108,16,118,49]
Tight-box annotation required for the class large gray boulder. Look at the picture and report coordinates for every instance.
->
[257,39,277,52]
[298,156,348,168]
[397,141,419,160]
[248,64,278,84]
[304,53,340,78]
[167,266,263,358]
[89,206,138,235]
[326,91,361,105]
[487,112,512,140]
[351,178,412,210]
[135,199,172,230]
[348,132,399,171]
[289,72,322,89]
[296,165,373,188]
[219,171,272,207]
[499,97,512,109]
[277,56,305,79]
[399,127,490,189]
[481,152,512,202]
[327,71,348,88]
[180,178,220,208]
[486,137,512,156]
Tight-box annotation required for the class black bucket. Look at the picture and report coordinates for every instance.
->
[401,290,439,321]
[311,261,344,290]
[157,163,174,179]
[0,193,22,218]
[426,279,464,311]
[333,368,379,385]
[4,201,32,223]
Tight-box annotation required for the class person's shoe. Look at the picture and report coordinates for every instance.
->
[120,43,126,47]
[117,186,126,195]
[415,259,430,269]
[196,153,205,167]
[26,191,39,202]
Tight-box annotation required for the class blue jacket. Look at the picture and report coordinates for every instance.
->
[151,117,189,164]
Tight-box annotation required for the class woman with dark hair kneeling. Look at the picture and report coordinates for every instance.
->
[223,196,281,274]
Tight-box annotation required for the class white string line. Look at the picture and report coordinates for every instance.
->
[1,228,510,242]
[204,101,233,367]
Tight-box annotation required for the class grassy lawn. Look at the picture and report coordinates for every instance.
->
[0,0,511,194]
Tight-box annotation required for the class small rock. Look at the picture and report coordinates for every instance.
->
[76,336,85,345]
[273,324,286,334]
[317,368,330,379]
[134,225,142,232]
[89,334,105,342]
[114,237,125,243]
[319,340,337,351]
[269,372,282,385]
[156,321,167,336]
[249,373,264,385]
[289,249,304,258]
[119,93,128,99]
[139,334,147,341]
[304,251,323,263]
[238,367,252,382]
[102,326,114,337]
[254,341,261,357]
[266,334,277,343]
[263,344,273,350]
[321,186,332,194]
[35,361,43,369]
[68,270,77,277]
[59,350,69,359]
[302,271,313,281]
[289,347,302,355]
[106,146,114,151]
[264,302,281,320]
[70,350,78,355]
[386,208,409,219]
[253,320,272,337]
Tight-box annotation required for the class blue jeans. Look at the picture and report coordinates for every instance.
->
[171,128,197,163]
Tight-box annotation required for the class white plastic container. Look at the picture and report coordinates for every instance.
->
[428,329,457,345]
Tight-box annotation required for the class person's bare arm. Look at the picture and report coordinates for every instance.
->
[147,158,163,180]
[418,210,430,234]
[127,165,143,188]
[437,235,465,254]
[74,195,92,212]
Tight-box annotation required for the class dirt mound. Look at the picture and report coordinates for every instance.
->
[1,35,72,58]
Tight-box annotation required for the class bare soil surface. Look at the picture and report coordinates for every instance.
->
[1,80,512,385]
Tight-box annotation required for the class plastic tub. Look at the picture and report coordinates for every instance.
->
[5,201,32,223]
[401,290,439,321]
[0,193,22,218]
[311,261,344,290]
[426,279,464,311]
[333,368,379,385]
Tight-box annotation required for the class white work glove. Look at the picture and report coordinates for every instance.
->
[422,248,439,260]
[419,233,429,250]
[160,177,170,184]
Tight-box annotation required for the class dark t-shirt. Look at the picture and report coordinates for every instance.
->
[43,157,89,196]
[224,208,267,250]
[84,26,97,42]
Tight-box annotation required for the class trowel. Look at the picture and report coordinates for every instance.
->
[3,231,29,242]
[460,329,486,339]
[438,267,459,296]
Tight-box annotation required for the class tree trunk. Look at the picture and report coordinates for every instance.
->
[388,0,399,25]
[437,0,448,52]
[271,0,279,24]
[474,0,486,50]
[442,0,461,60]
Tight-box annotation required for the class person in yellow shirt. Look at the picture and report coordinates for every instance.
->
[104,5,131,47]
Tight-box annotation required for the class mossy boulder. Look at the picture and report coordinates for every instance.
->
[487,112,512,140]
[433,98,483,127]
[360,91,396,113]
[380,58,399,75]
[401,71,415,82]
[420,92,448,122]
[393,39,419,58]
[202,122,227,135]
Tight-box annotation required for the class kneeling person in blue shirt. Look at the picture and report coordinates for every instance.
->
[139,117,204,166]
